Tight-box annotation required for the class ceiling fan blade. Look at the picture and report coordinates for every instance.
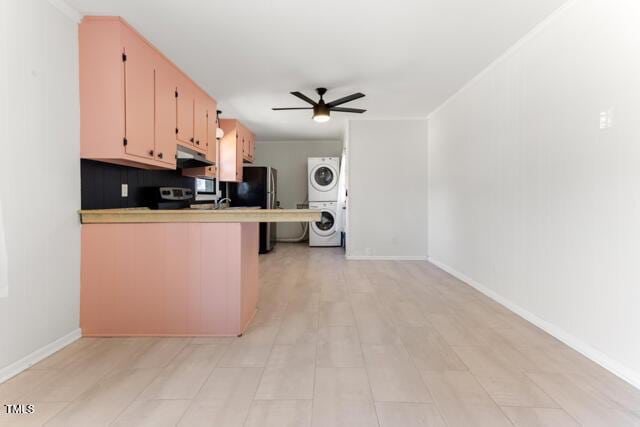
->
[326,92,365,108]
[272,107,313,110]
[330,107,367,113]
[290,91,317,106]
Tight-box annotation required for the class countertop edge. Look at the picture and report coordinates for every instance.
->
[78,208,322,224]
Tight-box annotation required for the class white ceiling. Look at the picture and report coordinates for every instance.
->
[66,0,567,141]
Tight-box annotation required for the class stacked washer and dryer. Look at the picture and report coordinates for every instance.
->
[308,157,341,247]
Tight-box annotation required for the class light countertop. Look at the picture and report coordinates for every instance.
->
[79,208,321,224]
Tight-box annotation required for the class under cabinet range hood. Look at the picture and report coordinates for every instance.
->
[176,145,214,169]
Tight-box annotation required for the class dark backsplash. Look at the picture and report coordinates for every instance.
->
[81,159,195,209]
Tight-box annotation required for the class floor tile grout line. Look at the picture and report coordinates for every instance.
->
[43,339,161,425]
[171,340,234,426]
[521,372,588,426]
[309,324,319,427]
[419,253,553,427]
[392,259,469,427]
[241,268,299,425]
[409,259,519,427]
[125,337,231,425]
[346,267,383,427]
[446,330,578,423]
[39,398,75,426]
[466,368,520,427]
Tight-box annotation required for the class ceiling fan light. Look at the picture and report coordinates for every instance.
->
[313,104,330,123]
[313,113,330,123]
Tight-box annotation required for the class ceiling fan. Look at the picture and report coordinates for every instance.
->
[272,88,366,123]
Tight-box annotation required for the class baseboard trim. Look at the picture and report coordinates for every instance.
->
[346,255,428,261]
[428,257,640,390]
[0,328,81,384]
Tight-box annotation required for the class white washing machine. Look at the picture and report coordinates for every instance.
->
[308,157,340,201]
[309,201,341,247]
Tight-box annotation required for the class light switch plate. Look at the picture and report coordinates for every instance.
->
[121,184,128,197]
[599,109,613,129]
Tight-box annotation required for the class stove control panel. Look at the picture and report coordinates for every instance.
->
[158,187,193,201]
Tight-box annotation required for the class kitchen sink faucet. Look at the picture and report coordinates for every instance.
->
[216,198,231,209]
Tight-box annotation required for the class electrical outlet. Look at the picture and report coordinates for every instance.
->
[121,184,128,198]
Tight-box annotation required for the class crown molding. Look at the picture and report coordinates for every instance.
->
[255,139,342,144]
[428,0,577,118]
[48,0,82,23]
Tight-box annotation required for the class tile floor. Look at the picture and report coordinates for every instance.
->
[1,244,639,426]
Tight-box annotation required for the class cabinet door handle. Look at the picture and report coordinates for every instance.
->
[149,150,154,156]
[196,140,200,145]
[190,137,194,143]
[158,152,163,159]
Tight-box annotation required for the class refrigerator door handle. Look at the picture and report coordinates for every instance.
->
[269,172,276,209]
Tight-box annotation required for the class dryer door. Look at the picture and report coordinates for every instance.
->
[311,209,337,237]
[310,164,338,193]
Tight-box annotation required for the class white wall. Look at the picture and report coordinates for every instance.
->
[347,120,428,259]
[428,0,640,387]
[254,140,342,239]
[0,201,7,298]
[0,0,81,380]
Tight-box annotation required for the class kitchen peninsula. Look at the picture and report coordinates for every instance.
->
[76,15,322,338]
[80,209,320,337]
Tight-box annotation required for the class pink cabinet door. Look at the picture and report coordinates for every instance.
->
[236,131,244,181]
[247,133,255,162]
[206,100,217,163]
[122,27,155,160]
[193,94,208,152]
[176,79,194,146]
[239,125,248,162]
[180,97,217,178]
[155,59,178,166]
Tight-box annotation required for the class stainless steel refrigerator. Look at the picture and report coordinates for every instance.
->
[227,166,277,253]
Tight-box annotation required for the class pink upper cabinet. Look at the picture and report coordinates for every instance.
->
[181,96,218,178]
[218,119,256,182]
[122,26,156,161]
[79,17,216,170]
[194,92,208,152]
[155,59,180,165]
[176,77,195,148]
